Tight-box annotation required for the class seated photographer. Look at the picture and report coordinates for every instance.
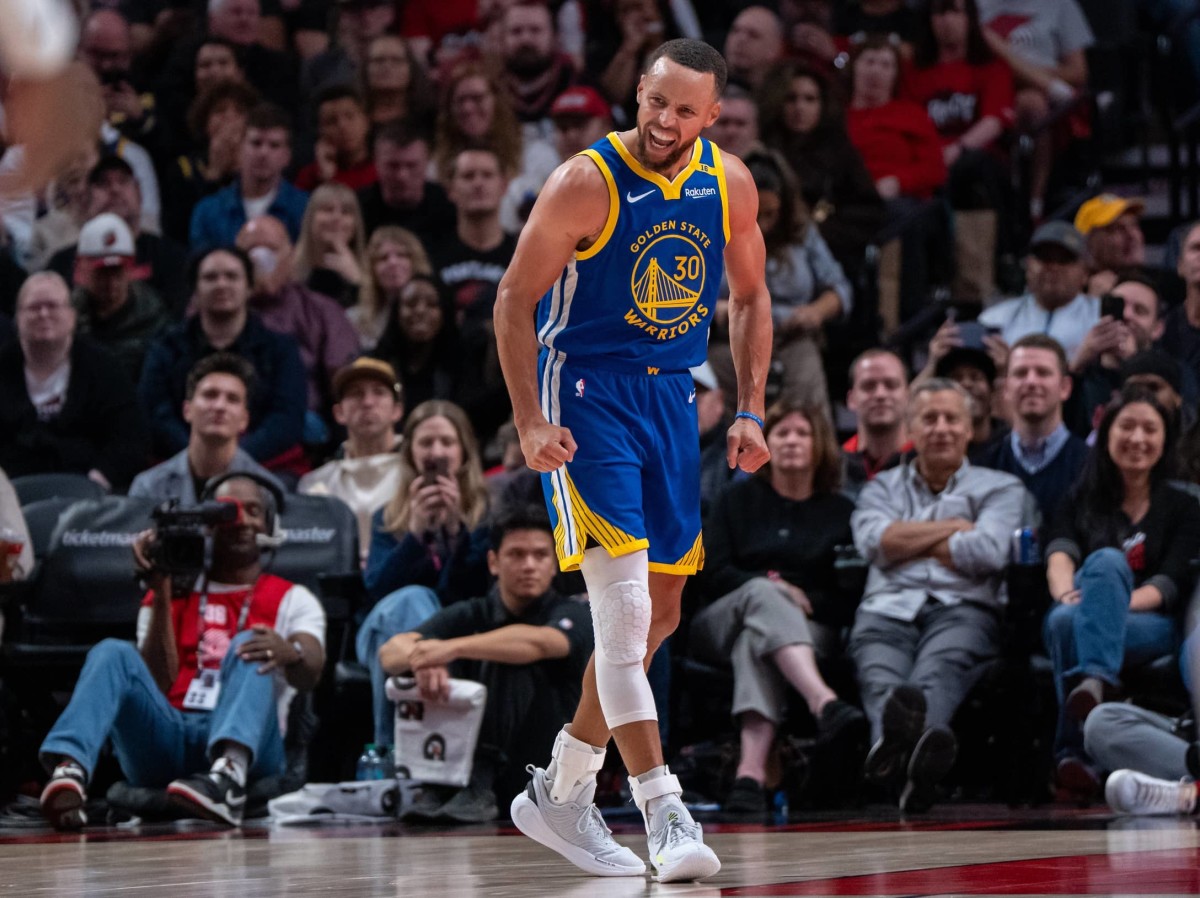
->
[298,358,405,564]
[691,401,865,813]
[359,400,491,746]
[129,353,285,503]
[37,474,326,830]
[377,506,593,823]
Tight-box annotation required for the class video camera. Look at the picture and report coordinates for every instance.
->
[148,500,241,577]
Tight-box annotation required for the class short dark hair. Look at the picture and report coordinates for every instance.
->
[848,348,907,388]
[188,79,261,139]
[245,102,292,138]
[373,118,432,153]
[189,245,255,293]
[1111,266,1165,319]
[450,143,503,178]
[647,39,728,97]
[314,84,366,116]
[1112,266,1160,294]
[489,503,553,552]
[185,351,257,402]
[1010,334,1069,375]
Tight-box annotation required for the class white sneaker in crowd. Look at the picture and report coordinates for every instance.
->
[1105,769,1197,816]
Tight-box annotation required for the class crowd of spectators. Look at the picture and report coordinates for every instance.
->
[4,0,1200,829]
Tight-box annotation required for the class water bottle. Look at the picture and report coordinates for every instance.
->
[772,788,789,825]
[376,744,395,780]
[356,743,376,781]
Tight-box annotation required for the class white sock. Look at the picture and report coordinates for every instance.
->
[214,743,250,787]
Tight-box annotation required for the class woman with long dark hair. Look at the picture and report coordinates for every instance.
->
[758,61,884,274]
[691,401,864,812]
[1043,386,1200,794]
[370,274,461,415]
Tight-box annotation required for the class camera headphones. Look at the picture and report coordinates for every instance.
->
[199,471,287,550]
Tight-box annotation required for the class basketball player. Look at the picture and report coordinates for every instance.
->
[494,40,772,882]
[0,0,103,192]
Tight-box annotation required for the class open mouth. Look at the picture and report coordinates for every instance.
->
[646,129,675,151]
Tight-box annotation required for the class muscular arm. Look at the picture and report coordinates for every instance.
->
[453,625,571,665]
[722,155,772,422]
[494,156,609,469]
[720,154,773,472]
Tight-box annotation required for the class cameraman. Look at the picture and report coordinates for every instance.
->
[37,475,325,830]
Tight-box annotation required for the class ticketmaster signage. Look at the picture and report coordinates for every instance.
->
[60,528,336,548]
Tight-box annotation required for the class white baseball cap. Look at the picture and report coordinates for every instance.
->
[77,213,135,267]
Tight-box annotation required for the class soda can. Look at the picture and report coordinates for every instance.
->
[1011,528,1039,565]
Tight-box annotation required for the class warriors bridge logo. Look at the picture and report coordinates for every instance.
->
[624,219,711,341]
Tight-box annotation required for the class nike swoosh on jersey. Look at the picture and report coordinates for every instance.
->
[626,189,655,203]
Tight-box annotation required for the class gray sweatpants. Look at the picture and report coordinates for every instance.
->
[690,577,835,723]
[1083,702,1191,780]
[848,599,1000,742]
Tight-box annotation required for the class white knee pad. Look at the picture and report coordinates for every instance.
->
[581,548,658,728]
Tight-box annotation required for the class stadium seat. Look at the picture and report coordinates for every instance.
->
[2,496,155,669]
[11,473,106,507]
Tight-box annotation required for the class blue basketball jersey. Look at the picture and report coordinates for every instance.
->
[536,133,731,373]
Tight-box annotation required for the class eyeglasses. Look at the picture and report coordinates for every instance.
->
[19,301,69,316]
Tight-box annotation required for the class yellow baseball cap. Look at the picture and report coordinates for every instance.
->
[1074,194,1145,234]
[333,357,401,401]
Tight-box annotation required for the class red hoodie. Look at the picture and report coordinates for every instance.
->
[846,99,947,199]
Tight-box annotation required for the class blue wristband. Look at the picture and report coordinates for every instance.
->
[735,411,764,428]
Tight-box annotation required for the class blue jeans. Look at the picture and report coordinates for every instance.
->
[356,585,441,746]
[1043,548,1179,757]
[40,631,285,786]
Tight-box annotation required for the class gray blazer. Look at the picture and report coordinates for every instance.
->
[128,449,285,504]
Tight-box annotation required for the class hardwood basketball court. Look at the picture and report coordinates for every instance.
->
[3,805,1198,896]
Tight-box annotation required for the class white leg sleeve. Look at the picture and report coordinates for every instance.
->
[581,547,658,729]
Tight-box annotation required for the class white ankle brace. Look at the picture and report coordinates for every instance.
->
[548,727,605,804]
[629,768,683,814]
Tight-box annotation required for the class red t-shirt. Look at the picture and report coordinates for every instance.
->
[139,574,294,710]
[902,58,1014,146]
[400,0,479,44]
[294,159,379,193]
[845,99,948,199]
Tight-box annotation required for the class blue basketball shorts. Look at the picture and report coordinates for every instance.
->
[537,356,704,575]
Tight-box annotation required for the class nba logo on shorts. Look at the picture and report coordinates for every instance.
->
[575,378,586,398]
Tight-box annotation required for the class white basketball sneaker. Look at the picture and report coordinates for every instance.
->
[632,769,721,883]
[511,766,646,877]
[1105,769,1197,816]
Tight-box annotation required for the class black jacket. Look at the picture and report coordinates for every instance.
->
[0,337,149,489]
[138,314,306,463]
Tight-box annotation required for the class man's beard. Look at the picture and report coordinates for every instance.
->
[635,125,689,174]
[506,47,552,77]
